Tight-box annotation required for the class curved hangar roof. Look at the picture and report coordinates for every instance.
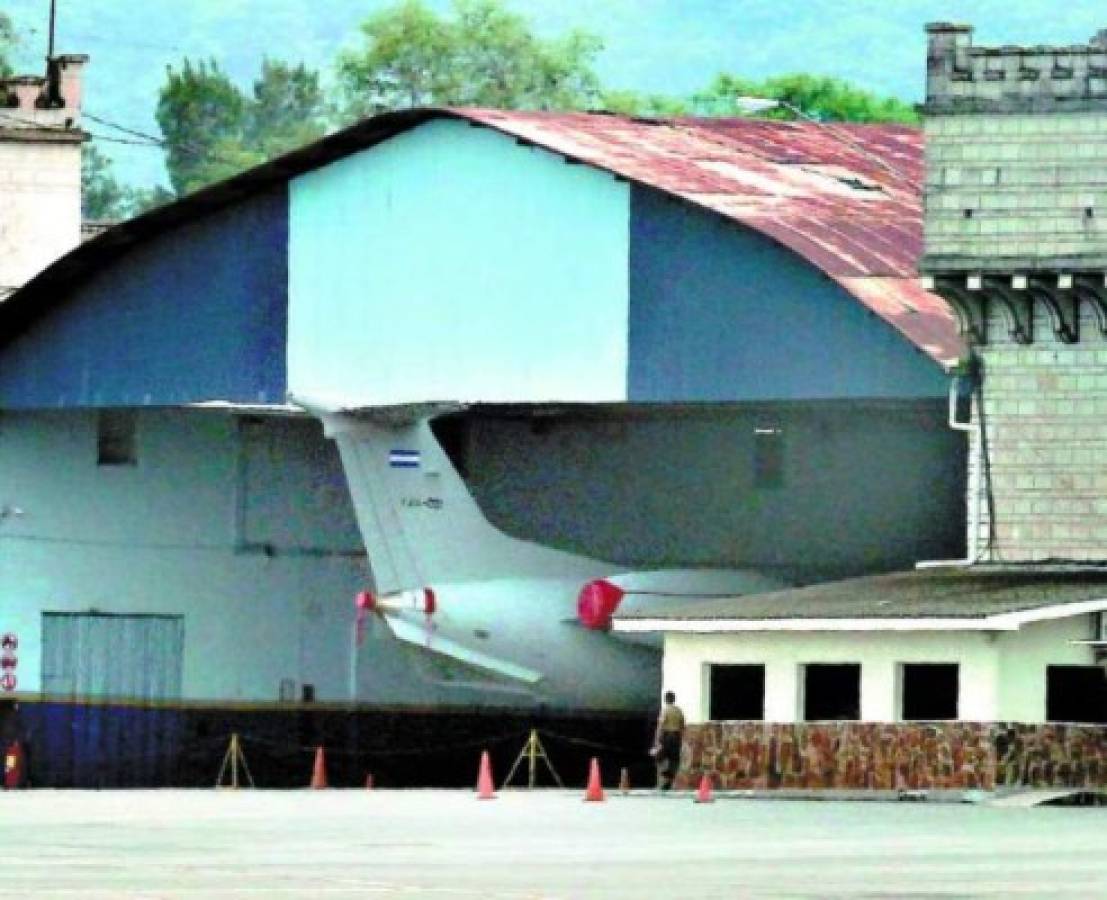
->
[0,108,962,368]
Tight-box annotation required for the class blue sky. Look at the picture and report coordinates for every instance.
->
[5,1,1107,188]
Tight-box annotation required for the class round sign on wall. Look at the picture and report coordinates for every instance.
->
[0,634,16,651]
[0,672,16,692]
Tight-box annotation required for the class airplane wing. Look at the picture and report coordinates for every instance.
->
[383,614,545,685]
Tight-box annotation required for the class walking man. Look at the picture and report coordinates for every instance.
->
[652,690,685,790]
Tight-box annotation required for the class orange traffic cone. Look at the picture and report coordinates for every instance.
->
[583,757,605,802]
[618,767,630,795]
[694,773,714,804]
[310,746,327,789]
[476,750,496,800]
[365,773,374,790]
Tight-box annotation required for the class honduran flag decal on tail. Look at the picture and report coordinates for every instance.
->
[389,449,421,469]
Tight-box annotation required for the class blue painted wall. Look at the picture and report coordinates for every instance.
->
[19,701,183,787]
[628,187,949,402]
[0,187,288,409]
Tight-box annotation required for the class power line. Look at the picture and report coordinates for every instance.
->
[84,111,165,146]
[0,103,312,180]
[84,109,264,168]
[0,111,160,148]
[89,133,166,148]
[0,108,259,172]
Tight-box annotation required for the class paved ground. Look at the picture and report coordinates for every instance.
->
[1,789,1106,898]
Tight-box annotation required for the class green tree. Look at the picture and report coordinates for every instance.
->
[82,144,175,221]
[81,144,130,220]
[0,13,13,78]
[128,184,177,215]
[338,0,454,112]
[337,0,603,118]
[599,90,689,118]
[692,73,919,123]
[246,59,327,156]
[156,58,248,195]
[155,56,326,196]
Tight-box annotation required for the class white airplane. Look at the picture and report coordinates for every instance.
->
[297,399,785,714]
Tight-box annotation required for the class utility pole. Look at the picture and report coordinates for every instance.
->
[48,0,57,59]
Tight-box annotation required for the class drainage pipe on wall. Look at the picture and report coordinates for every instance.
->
[917,375,980,569]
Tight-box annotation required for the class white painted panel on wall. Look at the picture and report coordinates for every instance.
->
[997,615,1095,722]
[665,631,1001,724]
[288,119,630,405]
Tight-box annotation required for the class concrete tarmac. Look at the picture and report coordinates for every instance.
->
[1,789,1105,898]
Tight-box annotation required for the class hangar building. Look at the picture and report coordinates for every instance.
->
[0,107,963,786]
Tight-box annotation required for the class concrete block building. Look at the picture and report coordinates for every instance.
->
[922,22,1107,563]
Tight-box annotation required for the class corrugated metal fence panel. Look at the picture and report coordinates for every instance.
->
[43,612,183,699]
[32,613,185,786]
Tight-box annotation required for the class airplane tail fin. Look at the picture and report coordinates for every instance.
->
[316,407,605,595]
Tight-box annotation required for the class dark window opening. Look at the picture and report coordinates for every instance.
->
[803,663,860,721]
[430,413,471,480]
[901,663,959,720]
[97,409,137,466]
[753,427,783,488]
[1046,665,1107,724]
[709,664,765,720]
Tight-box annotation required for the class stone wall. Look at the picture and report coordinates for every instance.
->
[680,722,1107,791]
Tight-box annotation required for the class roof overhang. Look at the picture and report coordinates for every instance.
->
[613,597,1107,634]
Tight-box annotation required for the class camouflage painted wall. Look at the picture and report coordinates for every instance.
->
[680,722,1107,791]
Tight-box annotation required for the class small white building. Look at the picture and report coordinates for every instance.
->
[615,569,1107,791]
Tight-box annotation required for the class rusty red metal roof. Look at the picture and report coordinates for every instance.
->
[2,107,962,368]
[457,109,962,368]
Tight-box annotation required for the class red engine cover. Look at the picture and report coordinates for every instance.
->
[577,579,626,630]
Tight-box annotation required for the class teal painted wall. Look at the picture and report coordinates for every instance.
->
[288,120,630,405]
[0,410,393,704]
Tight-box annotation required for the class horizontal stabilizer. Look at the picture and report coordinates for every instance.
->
[384,615,545,685]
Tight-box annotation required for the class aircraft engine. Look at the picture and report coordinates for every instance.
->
[577,579,625,630]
